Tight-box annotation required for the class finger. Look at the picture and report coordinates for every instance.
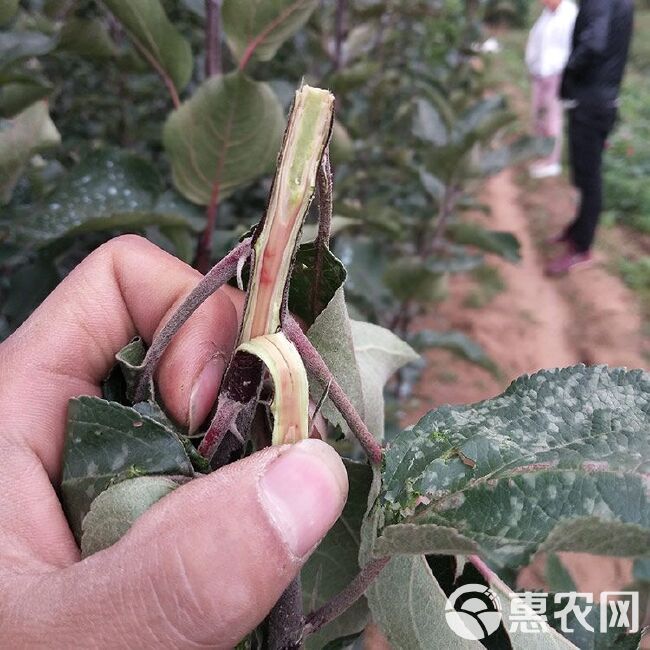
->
[15,440,348,649]
[0,235,243,480]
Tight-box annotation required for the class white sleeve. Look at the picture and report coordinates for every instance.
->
[559,4,578,64]
[525,21,538,72]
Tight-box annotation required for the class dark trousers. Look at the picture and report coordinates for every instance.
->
[564,105,617,252]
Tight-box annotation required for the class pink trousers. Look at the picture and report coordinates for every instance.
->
[531,73,563,165]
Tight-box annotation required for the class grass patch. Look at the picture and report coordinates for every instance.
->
[618,257,650,318]
[602,10,650,234]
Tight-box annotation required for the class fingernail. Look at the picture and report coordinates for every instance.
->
[260,439,348,558]
[188,357,225,434]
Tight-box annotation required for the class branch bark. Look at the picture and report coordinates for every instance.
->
[267,576,304,650]
[311,150,333,318]
[303,557,390,638]
[133,238,252,403]
[205,0,222,77]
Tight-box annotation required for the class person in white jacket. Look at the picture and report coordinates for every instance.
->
[525,0,578,178]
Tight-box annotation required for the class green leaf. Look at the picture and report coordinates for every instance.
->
[424,249,485,274]
[61,396,194,541]
[417,167,444,202]
[633,557,650,582]
[455,95,511,143]
[307,287,366,437]
[412,97,448,146]
[0,101,60,204]
[383,259,448,304]
[477,135,554,177]
[102,0,193,91]
[545,591,643,649]
[408,329,499,377]
[330,118,354,165]
[8,150,200,247]
[58,17,118,60]
[335,236,395,320]
[80,476,177,557]
[288,241,347,326]
[492,580,578,649]
[377,366,650,571]
[114,337,149,401]
[366,554,477,650]
[0,71,52,118]
[0,0,19,26]
[163,71,284,205]
[545,554,576,593]
[447,222,521,263]
[1,256,59,327]
[222,0,318,64]
[160,225,195,263]
[180,0,205,17]
[349,320,419,441]
[302,461,373,649]
[0,30,58,71]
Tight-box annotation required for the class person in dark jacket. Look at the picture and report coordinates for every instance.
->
[545,0,634,275]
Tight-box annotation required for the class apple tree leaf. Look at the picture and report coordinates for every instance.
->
[376,366,650,571]
[163,71,284,205]
[80,476,178,557]
[222,0,318,64]
[0,101,60,204]
[102,0,193,91]
[61,396,194,541]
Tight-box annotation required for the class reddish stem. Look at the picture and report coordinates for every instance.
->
[303,557,390,638]
[204,0,222,77]
[238,2,305,72]
[131,38,180,109]
[284,316,383,465]
[195,183,221,273]
[133,238,252,403]
[469,555,496,583]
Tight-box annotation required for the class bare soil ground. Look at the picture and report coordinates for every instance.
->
[406,167,648,424]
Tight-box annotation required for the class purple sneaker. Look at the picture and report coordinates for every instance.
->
[545,249,592,276]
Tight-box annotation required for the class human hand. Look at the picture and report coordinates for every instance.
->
[0,235,348,648]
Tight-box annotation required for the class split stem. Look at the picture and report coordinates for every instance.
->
[284,316,383,465]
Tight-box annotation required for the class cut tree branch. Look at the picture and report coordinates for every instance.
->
[284,316,383,465]
[133,238,252,403]
[303,557,390,638]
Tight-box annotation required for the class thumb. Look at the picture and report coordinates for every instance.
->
[32,440,348,649]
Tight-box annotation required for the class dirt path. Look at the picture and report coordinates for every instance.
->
[406,167,648,423]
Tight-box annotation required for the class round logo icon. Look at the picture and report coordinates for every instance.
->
[445,583,502,640]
